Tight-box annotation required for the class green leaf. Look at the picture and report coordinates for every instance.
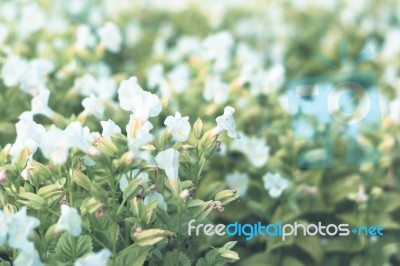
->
[116,244,151,266]
[55,233,93,263]
[163,249,191,266]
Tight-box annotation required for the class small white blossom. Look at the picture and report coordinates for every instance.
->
[10,112,45,161]
[1,56,28,87]
[82,94,104,119]
[98,22,122,53]
[31,89,54,118]
[120,171,149,192]
[55,205,82,237]
[164,112,191,142]
[225,172,249,197]
[144,192,168,211]
[167,64,190,93]
[8,207,40,250]
[126,115,154,151]
[101,119,121,139]
[75,25,96,51]
[263,173,291,198]
[75,249,112,266]
[212,106,240,139]
[19,4,45,37]
[40,126,71,164]
[14,249,44,266]
[118,77,162,122]
[203,75,229,104]
[231,133,270,167]
[155,148,180,181]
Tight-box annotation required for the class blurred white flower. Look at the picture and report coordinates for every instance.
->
[101,119,121,139]
[231,133,270,167]
[8,207,40,250]
[164,112,191,142]
[225,172,249,197]
[75,249,112,266]
[82,94,104,119]
[20,59,54,95]
[212,106,240,139]
[249,65,285,96]
[263,173,291,198]
[31,89,54,118]
[167,64,190,93]
[75,25,96,51]
[96,77,117,101]
[202,31,234,61]
[73,74,97,96]
[144,192,168,211]
[1,56,28,87]
[147,64,164,90]
[14,249,44,266]
[19,4,45,37]
[155,148,180,180]
[40,126,71,164]
[118,77,162,122]
[98,22,122,53]
[203,75,229,104]
[55,205,82,237]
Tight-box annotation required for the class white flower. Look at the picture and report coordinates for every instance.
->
[231,133,270,167]
[144,192,168,211]
[64,121,92,152]
[213,106,240,139]
[126,115,154,151]
[118,77,162,122]
[98,22,122,53]
[31,89,54,118]
[14,249,44,266]
[203,75,229,104]
[75,249,112,266]
[164,112,191,142]
[147,64,164,89]
[249,65,285,96]
[1,56,28,87]
[101,119,121,139]
[225,172,249,197]
[10,112,45,161]
[155,148,180,180]
[55,205,82,237]
[75,25,96,51]
[20,59,54,95]
[73,74,97,96]
[19,4,45,37]
[167,64,190,93]
[40,126,71,164]
[263,173,291,198]
[202,31,234,61]
[96,77,117,101]
[8,207,40,250]
[82,94,104,119]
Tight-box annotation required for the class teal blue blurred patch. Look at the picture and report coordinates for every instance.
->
[287,70,381,168]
